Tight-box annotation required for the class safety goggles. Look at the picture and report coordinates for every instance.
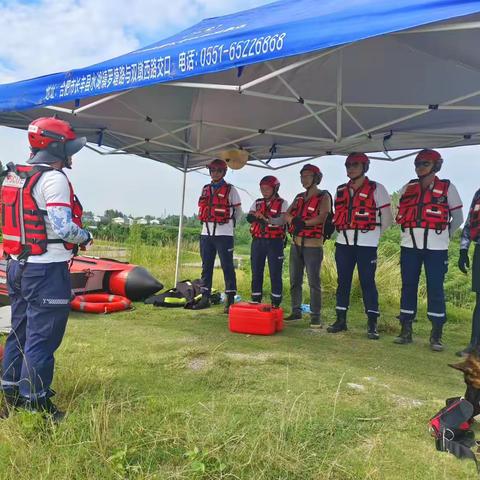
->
[414,161,433,168]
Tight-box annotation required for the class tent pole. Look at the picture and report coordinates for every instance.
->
[174,155,188,285]
[336,50,343,141]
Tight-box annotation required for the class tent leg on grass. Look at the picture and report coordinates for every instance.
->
[174,156,188,285]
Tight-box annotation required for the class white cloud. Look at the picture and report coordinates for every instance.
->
[0,0,269,83]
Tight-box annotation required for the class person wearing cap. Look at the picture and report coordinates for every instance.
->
[0,117,92,420]
[194,159,242,313]
[285,164,332,328]
[394,149,463,351]
[246,176,288,307]
[456,187,480,357]
[328,153,393,339]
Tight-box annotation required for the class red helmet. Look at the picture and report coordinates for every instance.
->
[207,159,228,171]
[346,152,370,172]
[28,117,86,158]
[415,149,443,172]
[300,164,322,185]
[260,175,280,190]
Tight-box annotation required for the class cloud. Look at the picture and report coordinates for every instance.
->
[0,0,270,83]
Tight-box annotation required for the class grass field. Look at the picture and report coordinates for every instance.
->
[0,240,477,479]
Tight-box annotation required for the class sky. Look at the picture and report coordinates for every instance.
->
[0,0,479,218]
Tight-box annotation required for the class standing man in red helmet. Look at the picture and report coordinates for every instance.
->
[1,117,92,419]
[285,164,332,328]
[194,159,242,313]
[456,187,480,356]
[246,176,288,307]
[394,149,463,351]
[328,153,392,339]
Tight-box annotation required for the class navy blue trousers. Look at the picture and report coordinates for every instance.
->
[199,235,237,295]
[1,260,71,400]
[335,243,379,317]
[399,247,448,325]
[250,237,284,305]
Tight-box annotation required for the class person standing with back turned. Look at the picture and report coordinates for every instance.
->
[1,117,92,420]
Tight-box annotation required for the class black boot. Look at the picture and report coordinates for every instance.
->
[223,293,235,314]
[270,295,282,309]
[251,294,262,304]
[457,296,480,356]
[367,315,380,340]
[309,315,322,329]
[192,294,211,310]
[285,312,302,322]
[327,311,347,333]
[393,320,413,345]
[430,323,444,352]
[24,396,65,422]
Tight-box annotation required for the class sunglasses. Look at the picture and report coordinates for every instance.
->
[345,162,361,168]
[414,161,433,168]
[209,168,225,173]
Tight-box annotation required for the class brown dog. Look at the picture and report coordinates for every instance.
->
[450,350,480,417]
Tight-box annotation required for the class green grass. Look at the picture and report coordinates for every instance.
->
[0,304,476,479]
[0,239,478,479]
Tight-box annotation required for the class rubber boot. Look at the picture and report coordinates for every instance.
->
[430,323,444,352]
[327,310,347,333]
[367,315,380,340]
[191,294,211,310]
[393,320,413,344]
[223,293,235,314]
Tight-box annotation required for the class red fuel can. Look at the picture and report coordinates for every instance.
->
[228,302,284,335]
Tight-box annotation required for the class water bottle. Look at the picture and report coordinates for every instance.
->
[220,293,241,303]
[301,303,311,313]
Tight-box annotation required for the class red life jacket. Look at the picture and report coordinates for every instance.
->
[396,177,450,231]
[198,183,232,225]
[250,196,286,239]
[289,191,326,238]
[333,178,379,231]
[1,164,83,258]
[469,194,480,242]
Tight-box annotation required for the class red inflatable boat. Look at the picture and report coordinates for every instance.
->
[0,244,163,304]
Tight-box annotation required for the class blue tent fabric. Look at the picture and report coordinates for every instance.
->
[1,0,480,112]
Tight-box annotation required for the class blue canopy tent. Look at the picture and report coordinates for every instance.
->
[1,0,480,280]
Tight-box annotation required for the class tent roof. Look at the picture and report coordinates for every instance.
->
[1,0,480,170]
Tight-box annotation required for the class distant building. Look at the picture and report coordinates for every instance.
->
[136,218,148,225]
[150,219,160,225]
[113,217,126,225]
